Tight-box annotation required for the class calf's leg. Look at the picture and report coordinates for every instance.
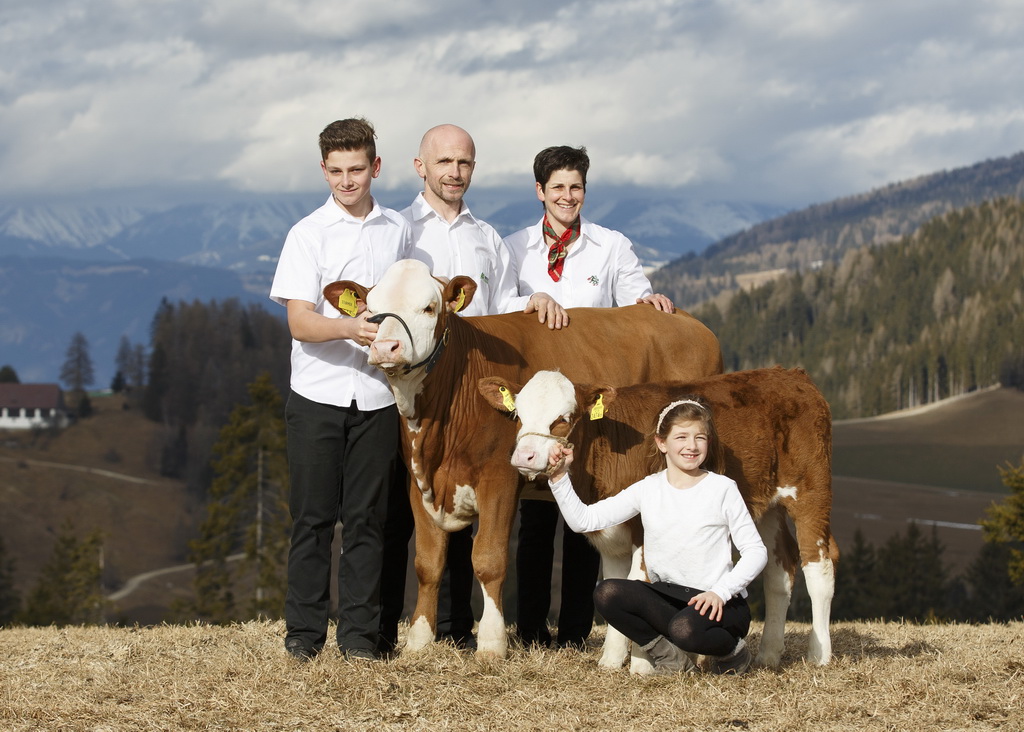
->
[755,507,797,668]
[405,496,448,653]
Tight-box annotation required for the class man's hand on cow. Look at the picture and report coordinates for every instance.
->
[345,311,379,347]
[547,444,574,481]
[688,590,724,622]
[524,293,570,329]
[637,293,675,313]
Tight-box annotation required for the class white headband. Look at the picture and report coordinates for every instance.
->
[656,399,707,432]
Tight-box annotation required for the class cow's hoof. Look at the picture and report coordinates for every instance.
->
[629,657,655,675]
[405,617,435,652]
[753,650,782,668]
[598,653,627,670]
[474,643,507,660]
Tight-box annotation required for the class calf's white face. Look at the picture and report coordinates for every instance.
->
[366,259,445,372]
[508,371,578,477]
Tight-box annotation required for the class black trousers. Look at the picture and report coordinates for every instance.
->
[379,459,476,652]
[515,498,601,647]
[594,578,751,656]
[284,391,398,655]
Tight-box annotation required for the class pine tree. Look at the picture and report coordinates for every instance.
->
[832,528,878,620]
[20,522,105,626]
[979,458,1024,585]
[875,523,950,621]
[0,535,21,625]
[962,542,1024,621]
[59,332,95,394]
[182,372,290,622]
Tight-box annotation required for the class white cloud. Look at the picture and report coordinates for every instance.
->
[1,0,1023,206]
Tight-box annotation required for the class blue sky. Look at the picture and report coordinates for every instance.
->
[3,0,1023,208]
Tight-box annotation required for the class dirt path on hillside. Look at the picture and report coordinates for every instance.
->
[107,553,244,603]
[0,454,163,485]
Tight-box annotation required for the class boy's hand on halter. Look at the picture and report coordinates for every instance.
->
[688,590,724,622]
[547,444,574,481]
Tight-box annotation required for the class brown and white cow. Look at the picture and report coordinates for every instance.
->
[324,259,722,658]
[478,367,839,669]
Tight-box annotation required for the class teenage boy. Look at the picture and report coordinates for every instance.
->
[503,145,673,650]
[270,117,413,661]
[378,124,570,654]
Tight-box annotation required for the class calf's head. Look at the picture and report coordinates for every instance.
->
[478,370,616,479]
[324,259,476,376]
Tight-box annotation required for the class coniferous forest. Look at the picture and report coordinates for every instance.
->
[693,197,1024,419]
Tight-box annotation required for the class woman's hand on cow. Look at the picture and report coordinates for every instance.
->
[547,444,574,481]
[688,590,724,622]
[637,293,675,313]
[525,292,570,329]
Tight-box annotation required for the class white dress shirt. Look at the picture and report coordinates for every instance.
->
[270,196,413,409]
[502,216,653,308]
[402,193,528,316]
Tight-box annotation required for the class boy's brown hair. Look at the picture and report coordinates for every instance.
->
[319,117,377,161]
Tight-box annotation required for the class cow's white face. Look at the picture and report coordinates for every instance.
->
[509,370,578,478]
[366,259,445,374]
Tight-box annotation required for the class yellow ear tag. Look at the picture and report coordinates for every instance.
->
[453,288,467,313]
[589,394,605,420]
[499,386,516,412]
[337,289,358,317]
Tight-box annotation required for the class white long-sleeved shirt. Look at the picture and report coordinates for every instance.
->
[549,469,767,602]
[270,196,413,408]
[402,193,529,316]
[502,216,653,308]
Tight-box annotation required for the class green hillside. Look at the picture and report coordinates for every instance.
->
[694,197,1024,419]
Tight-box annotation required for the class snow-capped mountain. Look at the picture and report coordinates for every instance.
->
[0,187,779,386]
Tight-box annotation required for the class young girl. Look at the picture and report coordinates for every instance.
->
[546,397,767,675]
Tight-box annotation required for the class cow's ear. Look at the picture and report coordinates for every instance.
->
[478,376,521,414]
[580,385,617,420]
[444,276,477,313]
[324,281,369,316]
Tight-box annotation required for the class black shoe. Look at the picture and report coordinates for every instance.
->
[342,647,379,662]
[517,628,553,649]
[436,629,478,650]
[556,637,588,652]
[285,637,317,662]
[375,636,398,660]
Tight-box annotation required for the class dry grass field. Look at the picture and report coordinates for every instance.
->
[1,620,1021,731]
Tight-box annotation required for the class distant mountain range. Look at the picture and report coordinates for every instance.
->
[0,187,781,386]
[651,151,1024,308]
[3,148,1022,388]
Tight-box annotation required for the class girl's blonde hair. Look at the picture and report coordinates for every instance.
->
[647,394,724,474]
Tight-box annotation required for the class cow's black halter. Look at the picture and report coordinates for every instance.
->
[367,312,449,375]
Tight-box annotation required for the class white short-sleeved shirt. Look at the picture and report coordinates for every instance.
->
[269,196,413,409]
[401,193,528,316]
[502,216,653,308]
[549,470,768,602]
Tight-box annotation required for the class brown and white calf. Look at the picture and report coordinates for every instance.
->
[479,367,839,669]
[324,259,723,658]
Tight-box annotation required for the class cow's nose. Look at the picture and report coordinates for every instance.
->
[373,339,401,355]
[513,447,536,466]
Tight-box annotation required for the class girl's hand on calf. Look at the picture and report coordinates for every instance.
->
[547,445,574,481]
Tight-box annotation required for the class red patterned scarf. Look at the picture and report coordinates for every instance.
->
[543,214,581,282]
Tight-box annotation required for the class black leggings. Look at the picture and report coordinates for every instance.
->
[594,578,750,657]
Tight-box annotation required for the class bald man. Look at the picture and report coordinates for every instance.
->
[377,125,569,655]
[404,124,567,321]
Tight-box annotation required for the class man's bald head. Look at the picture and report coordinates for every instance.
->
[419,124,476,160]
[414,124,477,218]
